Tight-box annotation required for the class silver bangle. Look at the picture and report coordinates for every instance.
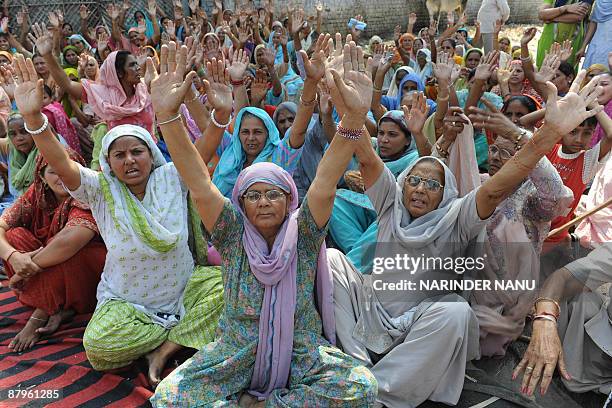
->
[210,108,232,128]
[24,114,49,135]
[157,112,182,126]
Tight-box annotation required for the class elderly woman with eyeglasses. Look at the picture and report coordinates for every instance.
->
[328,75,603,406]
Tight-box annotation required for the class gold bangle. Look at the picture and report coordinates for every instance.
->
[535,297,561,316]
[300,94,317,107]
[157,113,182,126]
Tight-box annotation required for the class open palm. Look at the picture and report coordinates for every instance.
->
[543,78,602,136]
[12,55,44,117]
[150,42,197,116]
[27,24,53,56]
[228,49,249,81]
[331,42,372,116]
[302,33,330,82]
[204,58,232,111]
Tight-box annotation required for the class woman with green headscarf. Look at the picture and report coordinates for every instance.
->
[6,112,38,198]
[62,45,79,69]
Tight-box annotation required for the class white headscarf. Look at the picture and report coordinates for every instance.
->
[99,124,183,253]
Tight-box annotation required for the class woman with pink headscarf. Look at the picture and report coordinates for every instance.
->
[30,25,154,137]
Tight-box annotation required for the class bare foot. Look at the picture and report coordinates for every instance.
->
[238,393,266,408]
[8,309,48,352]
[145,340,183,389]
[36,309,75,335]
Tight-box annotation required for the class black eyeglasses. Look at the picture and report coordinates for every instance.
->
[405,175,444,192]
[489,144,514,161]
[242,189,286,204]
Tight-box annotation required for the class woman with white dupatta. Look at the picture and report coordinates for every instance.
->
[328,78,605,407]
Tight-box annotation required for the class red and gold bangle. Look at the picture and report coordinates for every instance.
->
[337,124,364,140]
[230,78,245,87]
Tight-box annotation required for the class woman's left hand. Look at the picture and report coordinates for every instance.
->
[300,33,331,83]
[8,274,26,295]
[202,58,232,113]
[150,42,198,118]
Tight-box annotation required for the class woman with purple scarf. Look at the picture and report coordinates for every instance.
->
[149,37,377,406]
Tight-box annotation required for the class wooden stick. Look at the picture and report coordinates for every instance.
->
[547,196,612,238]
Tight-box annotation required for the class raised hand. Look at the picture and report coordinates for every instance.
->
[291,8,305,35]
[260,47,275,68]
[189,0,199,14]
[27,24,54,57]
[534,52,560,84]
[433,52,455,84]
[557,39,573,62]
[148,0,157,17]
[428,19,437,37]
[329,41,372,117]
[202,58,233,112]
[228,48,249,81]
[250,69,269,106]
[300,33,330,82]
[0,17,7,33]
[318,81,333,115]
[107,3,120,20]
[408,12,417,26]
[403,92,430,135]
[12,54,45,118]
[496,59,512,84]
[237,24,250,45]
[474,51,499,81]
[393,25,401,42]
[48,11,61,29]
[541,76,603,137]
[521,27,538,45]
[79,5,89,20]
[97,30,109,53]
[149,42,198,117]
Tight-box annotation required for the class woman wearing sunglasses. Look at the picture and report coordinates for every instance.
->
[329,76,602,407]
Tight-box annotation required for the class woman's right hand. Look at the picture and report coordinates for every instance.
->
[521,27,537,46]
[468,97,518,135]
[541,75,602,137]
[27,23,54,57]
[12,54,45,118]
[433,52,454,85]
[8,250,42,279]
[301,33,331,83]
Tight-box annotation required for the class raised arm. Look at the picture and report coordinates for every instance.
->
[151,42,225,233]
[307,40,372,229]
[291,34,330,149]
[471,77,603,219]
[28,24,82,101]
[79,5,96,47]
[12,54,81,189]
